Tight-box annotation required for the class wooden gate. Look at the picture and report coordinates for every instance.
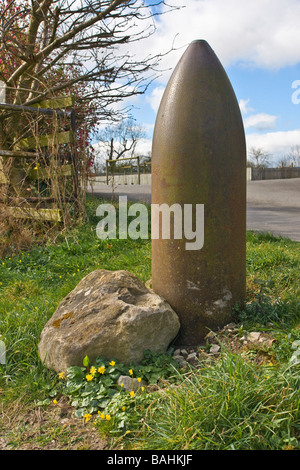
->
[0,96,80,223]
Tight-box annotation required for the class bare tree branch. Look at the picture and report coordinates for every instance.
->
[0,0,181,143]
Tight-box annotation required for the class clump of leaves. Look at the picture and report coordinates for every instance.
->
[43,351,180,434]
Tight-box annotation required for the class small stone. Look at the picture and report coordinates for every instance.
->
[209,344,221,354]
[247,332,261,342]
[117,375,147,392]
[186,352,198,366]
[180,349,188,358]
[186,352,197,361]
[223,322,237,330]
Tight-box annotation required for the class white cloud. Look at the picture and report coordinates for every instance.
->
[146,86,165,113]
[239,98,253,115]
[135,138,152,156]
[244,113,278,131]
[246,129,300,163]
[132,0,300,86]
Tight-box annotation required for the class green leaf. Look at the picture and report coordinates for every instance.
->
[66,366,85,379]
[83,355,90,368]
[36,398,51,406]
[74,408,86,418]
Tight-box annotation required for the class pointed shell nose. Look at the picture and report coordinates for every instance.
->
[151,40,246,345]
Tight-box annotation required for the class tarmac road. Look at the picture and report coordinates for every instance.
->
[246,178,300,242]
[88,177,300,242]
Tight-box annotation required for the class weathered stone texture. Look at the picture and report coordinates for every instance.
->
[38,270,180,373]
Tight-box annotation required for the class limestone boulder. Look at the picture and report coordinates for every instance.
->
[38,269,180,373]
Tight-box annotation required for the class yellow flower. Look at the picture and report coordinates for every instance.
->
[129,391,135,397]
[122,406,126,411]
[109,361,116,367]
[86,374,93,381]
[141,386,145,392]
[120,383,124,388]
[90,366,97,375]
[137,377,142,382]
[84,413,92,422]
[53,399,57,404]
[58,372,65,379]
[98,412,105,419]
[106,414,111,421]
[98,366,105,374]
[129,369,133,376]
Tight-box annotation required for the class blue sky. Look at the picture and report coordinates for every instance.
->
[117,0,300,167]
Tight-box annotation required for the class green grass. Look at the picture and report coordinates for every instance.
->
[130,351,299,450]
[0,195,299,450]
[0,196,151,402]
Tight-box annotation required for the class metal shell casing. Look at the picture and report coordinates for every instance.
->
[151,40,246,345]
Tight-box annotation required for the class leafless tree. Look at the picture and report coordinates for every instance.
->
[287,145,300,166]
[277,156,292,168]
[248,147,270,168]
[0,0,180,145]
[98,118,146,161]
[276,146,300,168]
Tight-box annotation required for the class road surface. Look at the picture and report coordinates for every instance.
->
[87,178,300,242]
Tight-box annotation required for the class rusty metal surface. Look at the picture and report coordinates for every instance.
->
[151,40,246,345]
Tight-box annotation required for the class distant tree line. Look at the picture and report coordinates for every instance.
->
[247,146,300,168]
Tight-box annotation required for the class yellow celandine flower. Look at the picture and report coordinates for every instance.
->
[58,372,65,379]
[84,413,92,422]
[110,361,116,366]
[129,369,133,376]
[86,374,93,381]
[90,366,97,375]
[141,387,145,392]
[129,391,135,397]
[98,412,105,419]
[137,377,142,382]
[98,366,105,374]
[122,406,126,411]
[106,414,111,421]
[53,399,57,404]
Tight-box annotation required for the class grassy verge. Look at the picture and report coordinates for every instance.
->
[0,195,299,450]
